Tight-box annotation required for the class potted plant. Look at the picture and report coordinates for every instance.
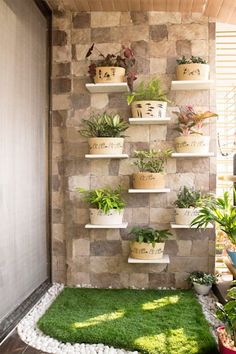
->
[127,79,170,120]
[79,113,129,155]
[86,43,137,90]
[174,186,209,225]
[78,187,125,225]
[191,190,236,266]
[176,55,209,81]
[129,226,172,260]
[132,148,172,189]
[187,271,217,295]
[217,283,236,354]
[173,105,217,153]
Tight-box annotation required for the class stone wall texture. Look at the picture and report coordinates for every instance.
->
[51,10,216,288]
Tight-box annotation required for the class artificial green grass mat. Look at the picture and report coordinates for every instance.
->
[37,288,218,354]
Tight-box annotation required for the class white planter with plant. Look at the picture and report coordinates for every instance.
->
[129,226,172,260]
[132,148,172,189]
[80,113,129,155]
[187,271,217,295]
[176,56,209,81]
[127,79,170,119]
[173,105,217,153]
[86,44,137,90]
[78,187,125,225]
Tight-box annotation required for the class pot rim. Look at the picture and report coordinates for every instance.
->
[88,137,124,140]
[133,172,165,175]
[95,66,125,70]
[89,208,124,213]
[131,241,165,246]
[175,135,210,139]
[177,63,209,67]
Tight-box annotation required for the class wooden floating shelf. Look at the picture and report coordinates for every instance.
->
[85,83,129,93]
[218,175,236,182]
[128,255,170,264]
[171,80,214,90]
[171,152,214,158]
[171,223,213,229]
[128,188,170,193]
[128,117,171,125]
[85,154,128,159]
[85,222,128,229]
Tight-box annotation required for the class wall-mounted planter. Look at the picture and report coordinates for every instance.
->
[90,209,124,225]
[88,137,124,155]
[176,63,209,81]
[133,172,165,189]
[94,66,125,84]
[175,208,199,225]
[131,101,167,119]
[130,241,165,260]
[175,135,210,153]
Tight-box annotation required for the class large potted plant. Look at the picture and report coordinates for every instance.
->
[187,271,217,296]
[191,191,236,266]
[132,148,172,189]
[216,284,236,354]
[173,105,217,153]
[78,187,125,225]
[79,113,129,155]
[176,55,209,81]
[86,43,137,90]
[174,186,209,225]
[127,79,171,120]
[129,226,172,260]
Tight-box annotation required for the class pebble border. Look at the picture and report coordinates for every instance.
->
[17,283,220,354]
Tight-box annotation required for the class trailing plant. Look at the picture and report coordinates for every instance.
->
[173,105,218,135]
[187,271,217,285]
[129,226,172,247]
[174,186,209,209]
[78,187,125,214]
[79,113,129,138]
[86,43,137,90]
[133,148,172,173]
[191,190,236,245]
[217,282,236,346]
[176,55,208,65]
[127,79,170,105]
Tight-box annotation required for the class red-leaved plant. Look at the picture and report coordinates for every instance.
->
[85,43,137,90]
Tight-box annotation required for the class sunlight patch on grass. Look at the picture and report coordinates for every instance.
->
[72,310,125,329]
[142,295,179,310]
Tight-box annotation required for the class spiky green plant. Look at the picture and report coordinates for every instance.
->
[133,148,172,173]
[127,79,171,105]
[174,186,209,209]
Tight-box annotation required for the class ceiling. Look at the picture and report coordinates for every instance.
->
[46,0,236,24]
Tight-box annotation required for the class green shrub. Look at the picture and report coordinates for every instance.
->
[127,79,170,105]
[176,56,208,65]
[129,226,172,246]
[187,271,217,285]
[174,186,208,208]
[133,148,172,173]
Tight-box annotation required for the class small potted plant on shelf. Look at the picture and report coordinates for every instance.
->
[174,186,210,225]
[78,186,125,225]
[173,105,217,153]
[132,148,172,189]
[176,55,209,81]
[127,78,170,120]
[85,43,137,90]
[129,226,172,260]
[79,112,129,155]
[187,271,217,295]
[217,283,236,354]
[191,190,236,266]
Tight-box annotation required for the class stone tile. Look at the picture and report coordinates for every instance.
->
[91,27,111,43]
[52,110,67,127]
[70,93,90,110]
[130,11,148,25]
[165,240,178,256]
[52,30,68,46]
[90,241,122,256]
[175,272,189,288]
[90,159,110,176]
[169,256,209,273]
[68,272,90,285]
[52,94,71,110]
[149,40,177,57]
[106,229,121,240]
[149,273,175,288]
[150,58,167,74]
[91,93,109,109]
[167,173,195,191]
[90,256,121,273]
[168,24,208,40]
[176,158,209,174]
[52,78,71,94]
[110,25,149,42]
[126,193,149,208]
[71,29,91,44]
[150,25,168,41]
[126,126,149,142]
[136,57,150,75]
[52,208,63,223]
[53,12,71,30]
[73,239,90,256]
[53,46,71,63]
[73,12,91,28]
[131,40,149,58]
[150,208,174,224]
[191,239,209,257]
[176,40,192,56]
[75,44,90,61]
[90,273,121,288]
[177,240,192,256]
[119,158,135,175]
[148,12,181,25]
[129,273,149,288]
[91,175,130,189]
[109,160,120,176]
[195,173,210,190]
[149,193,167,207]
[52,63,71,78]
[73,208,89,224]
[91,12,121,28]
[191,40,209,57]
[72,61,89,77]
[132,207,150,224]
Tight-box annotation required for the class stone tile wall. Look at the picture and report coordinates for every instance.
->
[51,10,216,288]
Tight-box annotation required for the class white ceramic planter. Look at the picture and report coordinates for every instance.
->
[175,208,199,225]
[89,209,124,225]
[131,101,167,119]
[130,241,165,260]
[88,137,124,155]
[94,66,125,83]
[175,135,210,153]
[133,172,165,189]
[193,282,212,296]
[176,63,209,81]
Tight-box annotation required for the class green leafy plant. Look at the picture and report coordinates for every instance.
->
[79,113,129,138]
[191,191,236,245]
[127,79,171,105]
[176,56,208,65]
[78,187,125,214]
[174,186,209,208]
[187,271,217,286]
[133,148,172,173]
[129,226,172,247]
[216,282,236,346]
